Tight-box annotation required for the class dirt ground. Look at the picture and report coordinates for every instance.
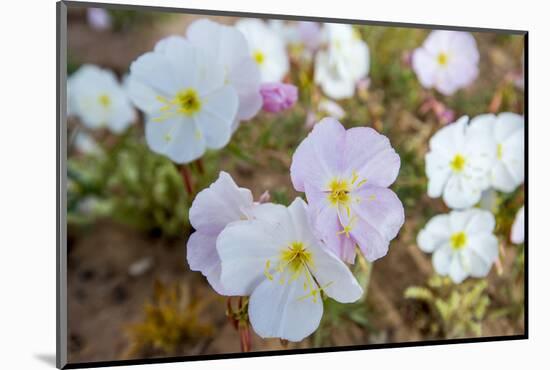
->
[67,217,523,363]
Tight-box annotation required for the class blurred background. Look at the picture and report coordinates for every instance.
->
[65,4,525,364]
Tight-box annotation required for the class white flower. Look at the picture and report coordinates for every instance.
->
[68,65,135,133]
[217,198,363,341]
[187,171,255,295]
[187,19,262,130]
[127,37,238,164]
[468,113,524,193]
[412,30,479,96]
[417,209,498,283]
[267,20,300,45]
[236,19,289,83]
[425,116,493,209]
[511,205,525,245]
[73,132,101,155]
[314,23,369,99]
[318,99,345,119]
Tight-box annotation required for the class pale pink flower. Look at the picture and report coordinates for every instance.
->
[290,118,405,263]
[412,31,479,95]
[186,172,254,294]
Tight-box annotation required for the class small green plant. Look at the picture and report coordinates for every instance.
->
[68,130,191,237]
[404,275,490,339]
[125,280,213,358]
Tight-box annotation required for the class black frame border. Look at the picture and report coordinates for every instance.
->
[56,1,528,369]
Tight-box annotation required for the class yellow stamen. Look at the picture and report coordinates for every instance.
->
[450,154,466,172]
[98,94,111,108]
[153,88,202,122]
[280,242,313,277]
[497,143,503,160]
[253,50,265,65]
[437,52,448,66]
[264,260,274,281]
[337,216,357,238]
[327,179,351,207]
[450,231,467,250]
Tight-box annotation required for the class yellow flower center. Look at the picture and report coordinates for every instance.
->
[450,154,466,172]
[327,179,351,207]
[175,89,201,116]
[280,242,313,275]
[154,88,202,123]
[450,231,467,250]
[98,94,111,108]
[253,50,265,65]
[437,52,449,66]
[497,143,504,160]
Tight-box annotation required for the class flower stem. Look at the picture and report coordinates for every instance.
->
[239,323,252,352]
[195,158,205,175]
[179,164,194,196]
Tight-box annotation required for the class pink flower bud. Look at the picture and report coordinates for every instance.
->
[260,83,298,113]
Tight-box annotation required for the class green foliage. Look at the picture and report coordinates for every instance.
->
[404,275,491,339]
[125,281,213,357]
[313,255,372,347]
[108,9,169,32]
[67,129,190,237]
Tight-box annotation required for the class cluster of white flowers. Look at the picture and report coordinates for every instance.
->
[187,172,363,341]
[426,113,524,209]
[125,19,268,163]
[187,118,405,342]
[67,18,293,164]
[419,112,525,283]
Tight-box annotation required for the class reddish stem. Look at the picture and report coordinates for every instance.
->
[195,158,205,175]
[239,324,252,352]
[179,165,194,196]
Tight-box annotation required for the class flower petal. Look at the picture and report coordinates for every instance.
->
[352,186,404,243]
[145,116,206,164]
[186,231,226,295]
[196,85,238,149]
[432,245,453,275]
[343,127,400,187]
[248,271,323,341]
[291,117,346,192]
[417,214,451,253]
[189,171,253,233]
[350,217,389,262]
[217,217,286,296]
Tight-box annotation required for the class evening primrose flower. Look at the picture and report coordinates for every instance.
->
[127,37,238,163]
[187,172,255,295]
[314,23,369,99]
[187,19,263,127]
[417,209,498,284]
[412,30,479,95]
[267,20,300,45]
[260,82,298,113]
[510,205,525,245]
[290,118,404,263]
[68,64,135,133]
[217,198,363,341]
[425,116,493,209]
[236,18,289,83]
[468,113,525,192]
[73,132,101,155]
[87,8,111,31]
